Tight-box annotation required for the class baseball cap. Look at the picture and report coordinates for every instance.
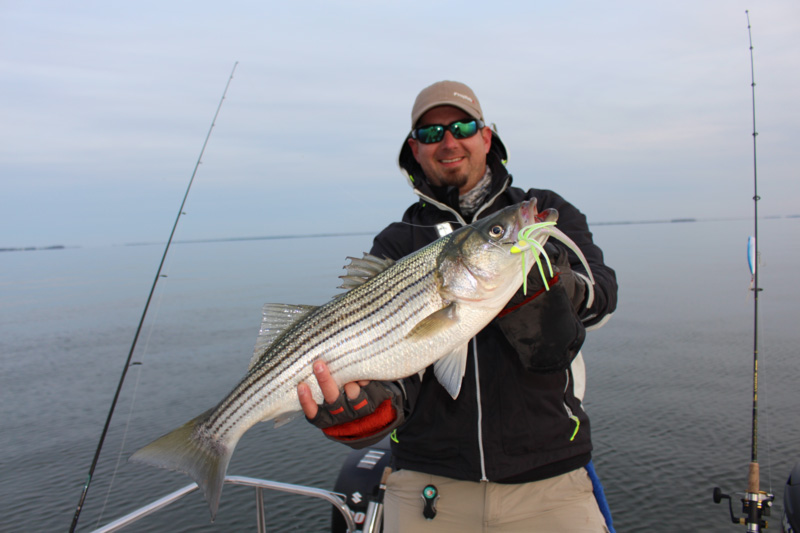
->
[411,81,483,127]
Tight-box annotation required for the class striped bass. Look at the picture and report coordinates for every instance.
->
[130,200,592,518]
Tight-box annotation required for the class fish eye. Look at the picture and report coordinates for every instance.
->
[488,225,505,239]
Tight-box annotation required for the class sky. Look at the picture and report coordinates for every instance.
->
[2,1,798,248]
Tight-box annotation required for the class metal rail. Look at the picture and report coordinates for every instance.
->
[90,475,358,533]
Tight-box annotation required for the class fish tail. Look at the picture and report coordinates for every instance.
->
[129,409,234,520]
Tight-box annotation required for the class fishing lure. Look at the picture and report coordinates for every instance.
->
[510,221,557,295]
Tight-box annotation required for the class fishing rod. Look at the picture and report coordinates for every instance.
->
[68,61,238,533]
[712,12,774,531]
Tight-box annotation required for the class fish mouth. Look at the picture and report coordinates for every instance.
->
[516,199,546,228]
[508,206,559,256]
[512,201,553,243]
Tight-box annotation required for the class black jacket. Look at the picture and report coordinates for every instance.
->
[367,134,618,482]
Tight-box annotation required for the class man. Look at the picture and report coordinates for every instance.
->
[298,81,618,531]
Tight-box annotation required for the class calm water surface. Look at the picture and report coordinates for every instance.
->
[1,218,798,532]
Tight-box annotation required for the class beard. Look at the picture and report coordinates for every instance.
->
[431,169,469,190]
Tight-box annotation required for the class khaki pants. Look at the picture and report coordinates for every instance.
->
[383,468,609,532]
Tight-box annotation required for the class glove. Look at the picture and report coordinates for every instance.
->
[534,243,587,311]
[306,381,405,449]
[495,243,587,373]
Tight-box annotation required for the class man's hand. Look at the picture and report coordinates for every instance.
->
[495,243,588,373]
[297,360,405,449]
[297,360,369,418]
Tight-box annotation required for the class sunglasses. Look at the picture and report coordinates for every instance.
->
[411,119,485,144]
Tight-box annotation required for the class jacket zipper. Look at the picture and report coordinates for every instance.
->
[413,174,511,483]
[472,337,489,481]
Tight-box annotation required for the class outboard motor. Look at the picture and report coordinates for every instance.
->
[331,437,392,533]
[784,462,800,533]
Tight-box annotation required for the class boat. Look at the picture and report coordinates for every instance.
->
[784,463,800,533]
[88,439,394,533]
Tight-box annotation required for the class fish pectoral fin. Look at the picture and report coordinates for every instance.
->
[272,410,303,428]
[250,304,319,370]
[405,303,458,341]
[434,343,469,399]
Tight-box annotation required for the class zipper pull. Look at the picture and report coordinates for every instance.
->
[421,484,439,520]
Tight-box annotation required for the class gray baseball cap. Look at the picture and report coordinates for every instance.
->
[410,81,483,126]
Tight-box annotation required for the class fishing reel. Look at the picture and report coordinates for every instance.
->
[713,486,774,530]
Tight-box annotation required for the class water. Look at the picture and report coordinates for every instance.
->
[1,218,798,532]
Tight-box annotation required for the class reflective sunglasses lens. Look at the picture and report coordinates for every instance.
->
[451,120,478,139]
[416,125,445,144]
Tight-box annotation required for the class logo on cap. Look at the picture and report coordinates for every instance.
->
[453,91,475,103]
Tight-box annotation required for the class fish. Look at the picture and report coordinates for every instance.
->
[129,199,593,518]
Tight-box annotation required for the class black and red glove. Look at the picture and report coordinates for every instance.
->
[306,381,405,449]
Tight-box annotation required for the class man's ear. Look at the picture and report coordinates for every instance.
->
[482,126,492,154]
[408,137,421,162]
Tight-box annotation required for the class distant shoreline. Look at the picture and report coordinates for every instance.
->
[0,245,68,253]
[5,214,798,251]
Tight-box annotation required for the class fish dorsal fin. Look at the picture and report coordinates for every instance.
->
[338,253,395,290]
[250,304,318,369]
[434,343,470,399]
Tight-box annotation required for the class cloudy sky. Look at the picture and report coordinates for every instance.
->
[2,1,798,248]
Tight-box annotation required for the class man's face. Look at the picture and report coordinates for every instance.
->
[408,105,492,195]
